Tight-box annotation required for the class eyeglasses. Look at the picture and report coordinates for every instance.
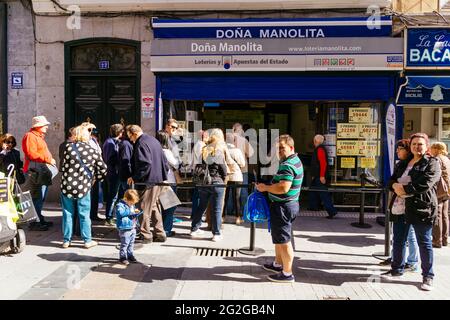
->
[5,141,13,145]
[170,125,178,130]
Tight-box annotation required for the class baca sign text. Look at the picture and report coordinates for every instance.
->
[407,28,450,68]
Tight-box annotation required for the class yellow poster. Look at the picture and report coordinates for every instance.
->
[359,124,379,139]
[337,140,359,156]
[341,157,356,169]
[337,123,359,139]
[349,108,371,123]
[359,141,379,156]
[360,157,377,169]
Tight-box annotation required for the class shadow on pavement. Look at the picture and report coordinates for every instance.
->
[295,234,384,247]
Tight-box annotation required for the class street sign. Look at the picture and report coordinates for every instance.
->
[11,72,23,89]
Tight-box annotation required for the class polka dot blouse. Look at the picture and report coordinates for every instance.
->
[60,142,107,199]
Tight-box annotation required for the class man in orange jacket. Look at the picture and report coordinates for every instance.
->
[22,116,57,231]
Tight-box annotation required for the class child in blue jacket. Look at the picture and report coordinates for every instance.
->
[115,189,141,265]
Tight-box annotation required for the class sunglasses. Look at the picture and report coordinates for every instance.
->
[170,125,178,129]
[5,141,13,145]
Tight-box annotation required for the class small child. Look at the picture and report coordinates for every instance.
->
[115,189,142,265]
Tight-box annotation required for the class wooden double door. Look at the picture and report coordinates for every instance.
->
[70,76,138,143]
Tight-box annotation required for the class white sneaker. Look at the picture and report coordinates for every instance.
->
[211,234,223,242]
[84,241,98,249]
[420,278,433,291]
[190,229,205,238]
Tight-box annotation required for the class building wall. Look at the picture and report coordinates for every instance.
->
[6,4,379,202]
[7,2,154,201]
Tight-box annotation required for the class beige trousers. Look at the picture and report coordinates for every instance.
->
[139,186,165,240]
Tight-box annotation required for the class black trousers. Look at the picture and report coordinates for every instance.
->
[222,181,241,217]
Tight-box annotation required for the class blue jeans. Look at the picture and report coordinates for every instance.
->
[105,175,120,220]
[391,220,419,266]
[33,185,48,223]
[240,173,249,210]
[392,215,434,278]
[162,187,177,235]
[61,193,92,243]
[308,178,337,216]
[191,187,200,219]
[118,181,129,200]
[192,183,226,235]
[119,229,136,260]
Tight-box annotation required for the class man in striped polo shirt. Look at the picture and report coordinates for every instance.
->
[256,134,303,283]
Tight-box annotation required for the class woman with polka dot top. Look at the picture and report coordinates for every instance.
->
[60,125,107,249]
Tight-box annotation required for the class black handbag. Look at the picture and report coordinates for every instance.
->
[13,180,38,224]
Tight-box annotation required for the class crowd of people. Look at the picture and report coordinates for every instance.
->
[1,115,449,288]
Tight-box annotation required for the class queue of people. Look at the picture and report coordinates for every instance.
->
[2,115,450,288]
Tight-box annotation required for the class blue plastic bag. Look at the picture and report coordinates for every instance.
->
[243,191,271,231]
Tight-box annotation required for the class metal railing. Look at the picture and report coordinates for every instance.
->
[134,177,391,257]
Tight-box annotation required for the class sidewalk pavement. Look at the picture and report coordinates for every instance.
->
[1,204,450,300]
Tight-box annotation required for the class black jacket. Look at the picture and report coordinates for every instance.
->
[310,145,329,181]
[0,149,24,184]
[399,155,440,224]
[119,138,133,182]
[132,133,169,187]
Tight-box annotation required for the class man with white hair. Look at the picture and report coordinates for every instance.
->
[232,123,254,210]
[309,134,338,219]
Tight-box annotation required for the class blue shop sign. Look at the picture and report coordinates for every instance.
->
[406,28,450,68]
[152,16,393,39]
[397,76,450,105]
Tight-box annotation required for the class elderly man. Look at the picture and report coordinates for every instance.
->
[127,125,169,243]
[22,115,58,231]
[308,134,338,219]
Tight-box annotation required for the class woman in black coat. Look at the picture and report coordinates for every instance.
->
[386,133,440,291]
[0,134,25,184]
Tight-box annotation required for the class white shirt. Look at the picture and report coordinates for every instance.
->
[163,148,179,183]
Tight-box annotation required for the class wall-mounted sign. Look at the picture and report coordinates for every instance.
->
[359,124,379,139]
[341,157,356,169]
[337,140,359,156]
[360,157,377,169]
[11,72,23,89]
[405,27,450,69]
[150,37,403,72]
[348,108,371,123]
[337,123,359,139]
[359,141,379,156]
[152,17,393,39]
[397,76,450,105]
[99,60,110,70]
[142,93,154,119]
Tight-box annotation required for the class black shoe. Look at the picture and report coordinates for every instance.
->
[41,221,53,227]
[166,231,176,237]
[379,258,392,266]
[153,236,167,242]
[29,222,49,231]
[136,235,152,244]
[326,213,337,219]
[128,256,138,263]
[381,269,403,279]
[262,263,283,273]
[90,216,103,222]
